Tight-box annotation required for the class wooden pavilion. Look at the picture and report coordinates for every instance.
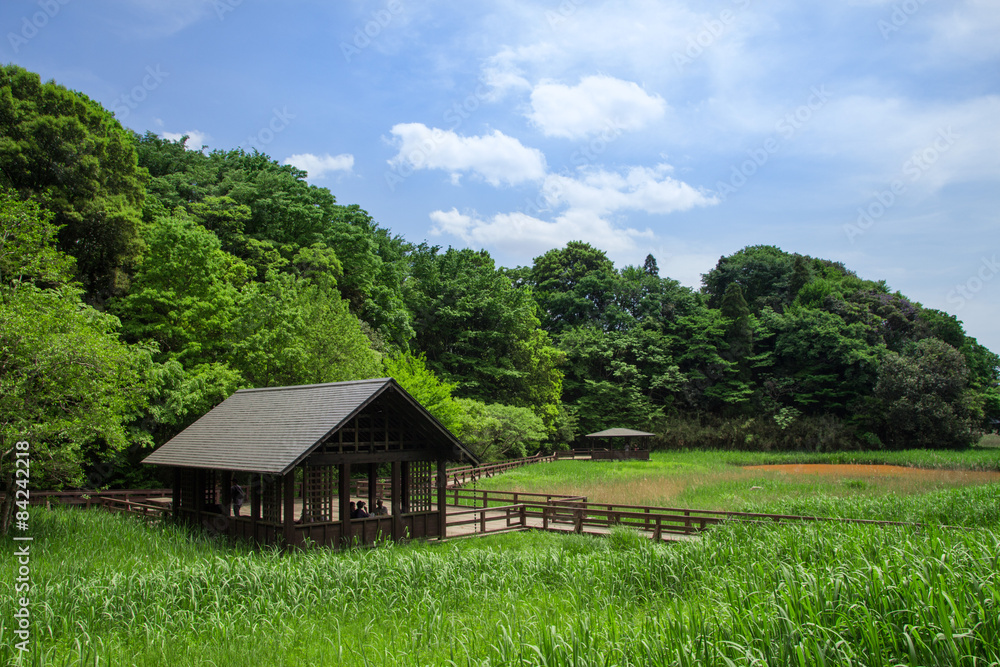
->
[584,428,655,460]
[142,378,479,549]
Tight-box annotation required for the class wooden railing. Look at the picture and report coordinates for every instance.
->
[443,492,939,540]
[444,453,555,486]
[444,487,586,508]
[2,488,172,508]
[354,453,558,497]
[100,496,172,522]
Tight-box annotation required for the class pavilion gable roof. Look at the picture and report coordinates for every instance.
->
[585,428,656,438]
[142,378,478,475]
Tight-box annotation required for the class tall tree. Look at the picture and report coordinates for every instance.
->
[408,245,563,429]
[870,339,977,449]
[0,192,149,533]
[0,65,147,298]
[529,241,624,333]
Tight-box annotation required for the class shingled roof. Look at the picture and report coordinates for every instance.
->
[142,377,477,475]
[585,428,656,438]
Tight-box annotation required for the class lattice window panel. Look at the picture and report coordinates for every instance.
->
[202,470,217,506]
[261,476,282,524]
[179,471,196,509]
[407,461,432,513]
[302,466,334,522]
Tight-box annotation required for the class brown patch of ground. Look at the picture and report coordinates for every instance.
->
[743,463,1000,483]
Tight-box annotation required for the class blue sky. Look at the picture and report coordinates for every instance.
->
[3,0,999,352]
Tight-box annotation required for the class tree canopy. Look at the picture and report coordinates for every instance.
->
[3,65,998,506]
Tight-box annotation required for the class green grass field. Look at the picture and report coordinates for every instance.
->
[471,448,1000,522]
[3,448,999,666]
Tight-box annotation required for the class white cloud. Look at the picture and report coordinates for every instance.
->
[429,207,649,259]
[162,130,209,150]
[387,123,546,186]
[543,164,717,215]
[283,152,355,179]
[427,161,717,264]
[528,75,668,139]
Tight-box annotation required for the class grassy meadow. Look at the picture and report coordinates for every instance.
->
[2,447,999,666]
[471,447,1000,523]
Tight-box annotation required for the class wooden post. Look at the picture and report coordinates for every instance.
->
[221,470,232,518]
[339,463,352,546]
[250,474,259,540]
[368,463,378,511]
[283,471,295,548]
[437,459,447,540]
[171,468,180,521]
[193,469,204,525]
[574,509,583,534]
[400,461,411,513]
[391,461,402,540]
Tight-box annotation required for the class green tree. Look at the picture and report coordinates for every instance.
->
[408,245,563,425]
[529,241,624,333]
[0,65,147,297]
[111,212,251,365]
[231,269,381,387]
[454,399,548,461]
[384,351,463,434]
[870,339,977,449]
[0,196,149,532]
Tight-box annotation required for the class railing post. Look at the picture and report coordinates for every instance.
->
[574,509,583,534]
[520,504,526,528]
[543,507,549,530]
[653,518,662,541]
[480,509,486,534]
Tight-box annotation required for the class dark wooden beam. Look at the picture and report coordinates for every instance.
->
[401,461,411,514]
[172,468,180,521]
[221,470,232,518]
[283,471,295,546]
[303,450,437,467]
[391,461,401,540]
[367,463,377,510]
[339,462,351,546]
[437,458,447,540]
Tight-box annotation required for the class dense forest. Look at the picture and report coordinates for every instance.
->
[2,64,998,499]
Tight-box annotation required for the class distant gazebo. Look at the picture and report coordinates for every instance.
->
[584,428,655,460]
[143,378,479,549]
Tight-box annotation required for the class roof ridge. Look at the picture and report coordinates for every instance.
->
[235,377,393,394]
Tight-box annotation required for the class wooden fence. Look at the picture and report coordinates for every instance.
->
[355,453,557,497]
[6,488,172,509]
[12,483,941,544]
[446,489,938,540]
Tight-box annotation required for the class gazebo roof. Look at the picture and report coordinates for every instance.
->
[142,377,478,475]
[585,428,656,438]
